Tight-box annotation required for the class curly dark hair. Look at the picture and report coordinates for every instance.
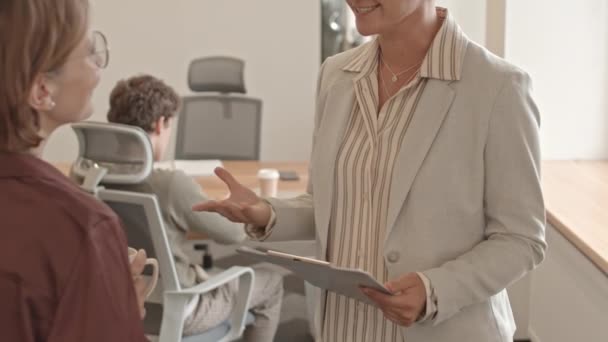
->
[107,74,180,132]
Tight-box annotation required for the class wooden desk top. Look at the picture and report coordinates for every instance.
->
[53,160,608,273]
[542,160,608,274]
[189,161,309,199]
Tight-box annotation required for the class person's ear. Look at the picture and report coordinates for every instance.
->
[28,74,57,112]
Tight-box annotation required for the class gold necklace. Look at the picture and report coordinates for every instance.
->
[380,67,420,100]
[380,52,422,83]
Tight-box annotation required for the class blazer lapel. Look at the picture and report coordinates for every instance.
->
[385,79,456,236]
[312,79,356,250]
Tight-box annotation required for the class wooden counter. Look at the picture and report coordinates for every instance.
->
[542,160,608,274]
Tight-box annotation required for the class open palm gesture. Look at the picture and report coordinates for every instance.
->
[192,167,272,227]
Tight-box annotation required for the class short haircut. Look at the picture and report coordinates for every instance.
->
[107,75,180,132]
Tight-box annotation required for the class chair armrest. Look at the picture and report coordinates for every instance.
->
[159,266,255,342]
[166,266,254,297]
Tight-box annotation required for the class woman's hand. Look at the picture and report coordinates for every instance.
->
[130,249,148,319]
[192,167,272,227]
[362,272,427,327]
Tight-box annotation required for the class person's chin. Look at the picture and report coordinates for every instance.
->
[79,105,94,121]
[356,21,380,36]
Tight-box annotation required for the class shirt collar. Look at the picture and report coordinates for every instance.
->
[341,7,468,81]
[341,38,379,75]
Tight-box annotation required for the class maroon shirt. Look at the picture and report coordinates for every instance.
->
[0,152,147,342]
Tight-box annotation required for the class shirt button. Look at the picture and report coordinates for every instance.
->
[387,251,400,263]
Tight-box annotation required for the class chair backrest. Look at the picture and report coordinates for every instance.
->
[175,96,261,160]
[70,122,253,340]
[71,122,153,185]
[188,56,246,94]
[71,122,180,292]
[97,189,181,292]
[175,56,262,160]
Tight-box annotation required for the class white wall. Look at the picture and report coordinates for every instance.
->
[45,1,608,162]
[485,0,506,57]
[42,0,489,163]
[505,0,608,160]
[43,0,321,162]
[438,0,487,45]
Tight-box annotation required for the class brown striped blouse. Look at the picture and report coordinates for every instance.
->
[321,8,466,342]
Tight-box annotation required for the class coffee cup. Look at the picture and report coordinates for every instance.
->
[128,247,159,298]
[257,168,280,197]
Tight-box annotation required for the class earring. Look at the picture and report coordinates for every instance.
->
[49,100,56,109]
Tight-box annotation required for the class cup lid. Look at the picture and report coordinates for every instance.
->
[257,168,280,179]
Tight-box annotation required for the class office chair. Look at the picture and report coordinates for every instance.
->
[71,122,255,342]
[175,56,262,160]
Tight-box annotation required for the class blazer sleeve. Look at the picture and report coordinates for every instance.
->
[422,70,547,325]
[250,60,331,242]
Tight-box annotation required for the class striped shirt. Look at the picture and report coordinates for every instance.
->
[321,8,466,342]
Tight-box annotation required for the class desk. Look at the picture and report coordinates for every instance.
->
[53,161,310,240]
[187,161,309,199]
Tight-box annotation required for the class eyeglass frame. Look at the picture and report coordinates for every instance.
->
[47,30,110,73]
[90,30,110,69]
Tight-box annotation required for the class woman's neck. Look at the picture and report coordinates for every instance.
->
[378,4,441,70]
[28,139,47,158]
[28,115,55,158]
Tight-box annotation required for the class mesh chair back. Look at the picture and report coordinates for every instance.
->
[70,122,186,336]
[71,122,153,184]
[97,190,180,291]
[97,190,181,336]
[175,96,261,160]
[188,56,245,94]
[176,56,262,160]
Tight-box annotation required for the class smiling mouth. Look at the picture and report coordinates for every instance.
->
[354,4,380,14]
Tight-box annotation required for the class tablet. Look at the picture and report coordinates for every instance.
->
[237,246,393,306]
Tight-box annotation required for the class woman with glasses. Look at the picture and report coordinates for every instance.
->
[0,1,148,341]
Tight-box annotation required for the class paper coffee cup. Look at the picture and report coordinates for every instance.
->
[257,168,280,197]
[128,247,159,298]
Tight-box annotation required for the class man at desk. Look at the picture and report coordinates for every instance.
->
[106,74,283,341]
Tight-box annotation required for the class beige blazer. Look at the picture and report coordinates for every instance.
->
[263,40,547,342]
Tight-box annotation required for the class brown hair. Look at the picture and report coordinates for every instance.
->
[107,75,180,132]
[0,0,89,152]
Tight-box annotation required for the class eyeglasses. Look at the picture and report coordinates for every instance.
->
[90,30,109,69]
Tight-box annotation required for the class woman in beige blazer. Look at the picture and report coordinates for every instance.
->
[194,1,547,341]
